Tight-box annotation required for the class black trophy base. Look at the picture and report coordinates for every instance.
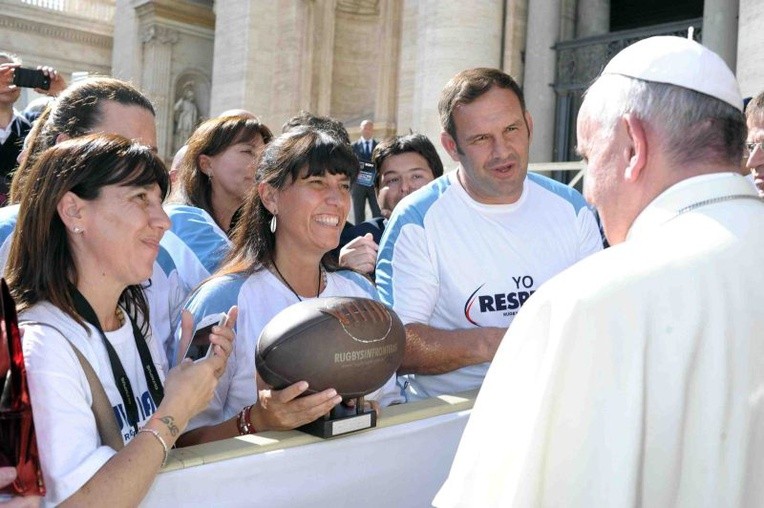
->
[298,397,377,439]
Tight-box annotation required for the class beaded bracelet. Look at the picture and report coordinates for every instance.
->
[237,405,256,435]
[139,427,169,467]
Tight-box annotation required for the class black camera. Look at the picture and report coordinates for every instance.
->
[12,68,51,90]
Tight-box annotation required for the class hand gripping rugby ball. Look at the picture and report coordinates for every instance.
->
[256,297,405,399]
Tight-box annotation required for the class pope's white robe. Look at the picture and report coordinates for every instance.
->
[434,173,764,508]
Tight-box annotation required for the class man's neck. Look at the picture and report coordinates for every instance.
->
[0,106,14,130]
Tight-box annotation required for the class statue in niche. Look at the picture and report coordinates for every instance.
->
[174,82,198,152]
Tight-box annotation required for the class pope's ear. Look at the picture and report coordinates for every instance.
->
[622,114,647,182]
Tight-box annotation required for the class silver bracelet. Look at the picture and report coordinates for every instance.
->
[139,427,169,467]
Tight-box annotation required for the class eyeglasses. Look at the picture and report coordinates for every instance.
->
[744,142,764,158]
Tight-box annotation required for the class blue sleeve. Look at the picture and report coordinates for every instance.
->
[170,274,244,366]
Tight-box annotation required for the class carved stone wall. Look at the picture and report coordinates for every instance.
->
[331,4,381,124]
[0,1,112,108]
[2,0,758,167]
[209,1,293,127]
[139,23,179,158]
[129,0,214,159]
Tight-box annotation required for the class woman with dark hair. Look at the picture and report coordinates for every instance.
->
[175,127,401,445]
[9,76,157,204]
[0,76,208,369]
[0,76,189,367]
[174,115,273,234]
[7,135,236,506]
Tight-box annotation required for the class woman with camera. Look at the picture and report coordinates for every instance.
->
[7,135,236,506]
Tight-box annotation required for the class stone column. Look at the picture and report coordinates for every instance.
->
[140,24,178,159]
[304,0,337,115]
[703,0,739,71]
[373,0,403,138]
[210,1,276,118]
[736,0,764,97]
[210,1,309,129]
[112,0,142,82]
[408,0,504,166]
[523,0,561,163]
[576,0,609,38]
[502,0,528,84]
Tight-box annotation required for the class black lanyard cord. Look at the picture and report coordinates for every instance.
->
[69,286,164,434]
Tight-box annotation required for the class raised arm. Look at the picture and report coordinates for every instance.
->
[59,307,237,507]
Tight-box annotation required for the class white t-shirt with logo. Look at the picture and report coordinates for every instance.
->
[376,170,603,401]
[180,268,403,431]
[21,302,165,506]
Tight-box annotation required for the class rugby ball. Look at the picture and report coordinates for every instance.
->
[256,297,405,399]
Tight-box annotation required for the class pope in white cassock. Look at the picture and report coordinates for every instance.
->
[434,36,764,507]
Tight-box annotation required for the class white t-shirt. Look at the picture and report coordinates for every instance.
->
[376,170,603,400]
[160,204,231,297]
[156,204,231,361]
[180,268,403,431]
[21,301,166,507]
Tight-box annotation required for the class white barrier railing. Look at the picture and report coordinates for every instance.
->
[528,160,586,188]
[145,391,477,507]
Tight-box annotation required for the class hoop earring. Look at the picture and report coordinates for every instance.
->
[270,215,277,233]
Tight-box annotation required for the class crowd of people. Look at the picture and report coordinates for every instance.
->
[1,34,763,507]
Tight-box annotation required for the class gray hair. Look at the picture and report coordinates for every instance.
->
[581,74,746,167]
[745,90,764,126]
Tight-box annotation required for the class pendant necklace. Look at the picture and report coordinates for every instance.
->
[272,261,324,301]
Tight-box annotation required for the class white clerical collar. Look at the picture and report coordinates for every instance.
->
[626,172,759,240]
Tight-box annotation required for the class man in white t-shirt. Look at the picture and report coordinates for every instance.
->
[376,68,603,401]
[436,36,764,508]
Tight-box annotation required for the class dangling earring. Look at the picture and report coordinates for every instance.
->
[270,215,277,233]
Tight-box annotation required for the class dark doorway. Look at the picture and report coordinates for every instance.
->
[611,0,703,32]
[551,0,704,184]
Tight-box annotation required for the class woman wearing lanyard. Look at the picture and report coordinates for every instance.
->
[7,135,236,506]
[176,127,402,445]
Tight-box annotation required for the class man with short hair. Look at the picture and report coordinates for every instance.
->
[436,37,764,507]
[350,119,382,224]
[374,132,445,215]
[377,68,603,402]
[337,133,444,274]
[745,91,764,197]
